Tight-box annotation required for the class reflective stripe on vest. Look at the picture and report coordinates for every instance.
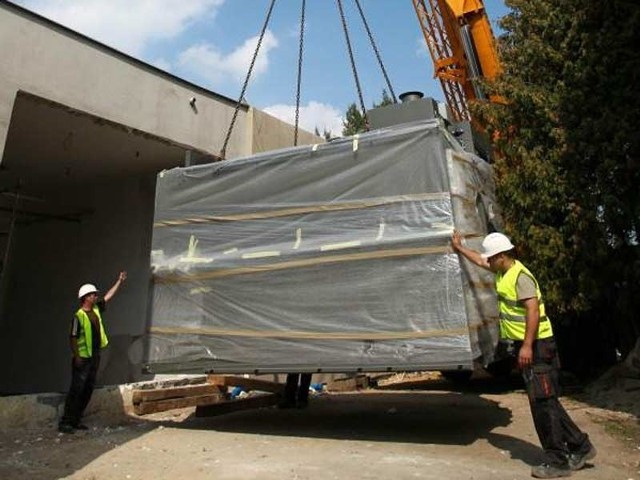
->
[495,260,553,341]
[75,307,109,358]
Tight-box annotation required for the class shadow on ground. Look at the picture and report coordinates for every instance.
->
[0,419,156,480]
[375,372,527,395]
[485,432,542,466]
[178,390,520,447]
[1,381,552,480]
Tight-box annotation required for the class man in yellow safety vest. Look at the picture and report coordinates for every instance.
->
[452,231,595,479]
[58,271,127,433]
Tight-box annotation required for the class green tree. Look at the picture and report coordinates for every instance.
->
[376,89,394,108]
[342,103,367,136]
[473,0,640,368]
[342,89,395,136]
[314,126,333,141]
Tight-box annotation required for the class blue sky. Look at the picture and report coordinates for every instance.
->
[14,0,509,136]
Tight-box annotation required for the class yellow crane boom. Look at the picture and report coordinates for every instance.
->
[412,0,501,122]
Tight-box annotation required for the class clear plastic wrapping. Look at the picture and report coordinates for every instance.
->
[143,120,500,374]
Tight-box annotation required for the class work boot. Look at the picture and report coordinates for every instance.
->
[74,423,89,431]
[531,463,572,478]
[568,445,597,471]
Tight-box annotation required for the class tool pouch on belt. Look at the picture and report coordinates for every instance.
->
[524,338,560,401]
[525,364,559,400]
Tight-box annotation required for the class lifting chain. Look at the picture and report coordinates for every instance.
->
[294,0,307,146]
[353,0,397,104]
[219,0,277,159]
[336,0,368,128]
[220,0,396,154]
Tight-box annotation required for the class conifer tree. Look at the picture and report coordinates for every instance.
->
[473,0,640,365]
[342,89,395,136]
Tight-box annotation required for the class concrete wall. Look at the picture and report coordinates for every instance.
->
[0,174,157,394]
[250,108,324,154]
[0,2,323,394]
[0,2,249,161]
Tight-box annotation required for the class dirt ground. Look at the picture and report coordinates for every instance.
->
[1,374,638,480]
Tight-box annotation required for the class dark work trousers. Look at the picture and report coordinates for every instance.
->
[60,355,100,427]
[522,337,591,467]
[284,373,312,406]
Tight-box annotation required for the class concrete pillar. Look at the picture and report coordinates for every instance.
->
[0,87,17,166]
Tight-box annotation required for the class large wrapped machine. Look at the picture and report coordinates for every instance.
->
[143,119,501,375]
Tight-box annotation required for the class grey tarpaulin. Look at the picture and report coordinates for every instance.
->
[141,119,501,374]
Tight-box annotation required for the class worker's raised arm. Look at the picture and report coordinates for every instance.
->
[104,271,127,303]
[451,231,491,270]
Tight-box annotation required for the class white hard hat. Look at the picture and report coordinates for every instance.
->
[481,232,515,259]
[78,283,99,299]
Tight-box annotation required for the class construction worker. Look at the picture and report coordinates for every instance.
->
[451,231,596,479]
[58,271,127,433]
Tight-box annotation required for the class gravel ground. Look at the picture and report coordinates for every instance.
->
[1,376,638,480]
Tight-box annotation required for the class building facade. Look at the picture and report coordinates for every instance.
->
[0,1,321,393]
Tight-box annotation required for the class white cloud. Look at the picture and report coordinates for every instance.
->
[18,0,224,56]
[178,31,278,88]
[264,101,344,138]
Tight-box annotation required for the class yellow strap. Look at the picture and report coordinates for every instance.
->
[155,245,451,284]
[148,325,470,340]
[154,193,450,228]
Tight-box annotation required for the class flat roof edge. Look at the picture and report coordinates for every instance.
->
[1,0,246,110]
[15,90,221,160]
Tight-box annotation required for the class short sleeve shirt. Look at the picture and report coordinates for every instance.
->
[516,273,537,301]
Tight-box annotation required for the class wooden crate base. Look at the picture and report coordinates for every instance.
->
[133,375,285,416]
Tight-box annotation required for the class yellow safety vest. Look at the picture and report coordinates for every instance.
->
[75,307,109,358]
[495,260,553,341]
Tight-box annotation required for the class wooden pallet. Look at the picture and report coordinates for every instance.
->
[132,383,226,415]
[132,375,285,416]
[195,392,281,417]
